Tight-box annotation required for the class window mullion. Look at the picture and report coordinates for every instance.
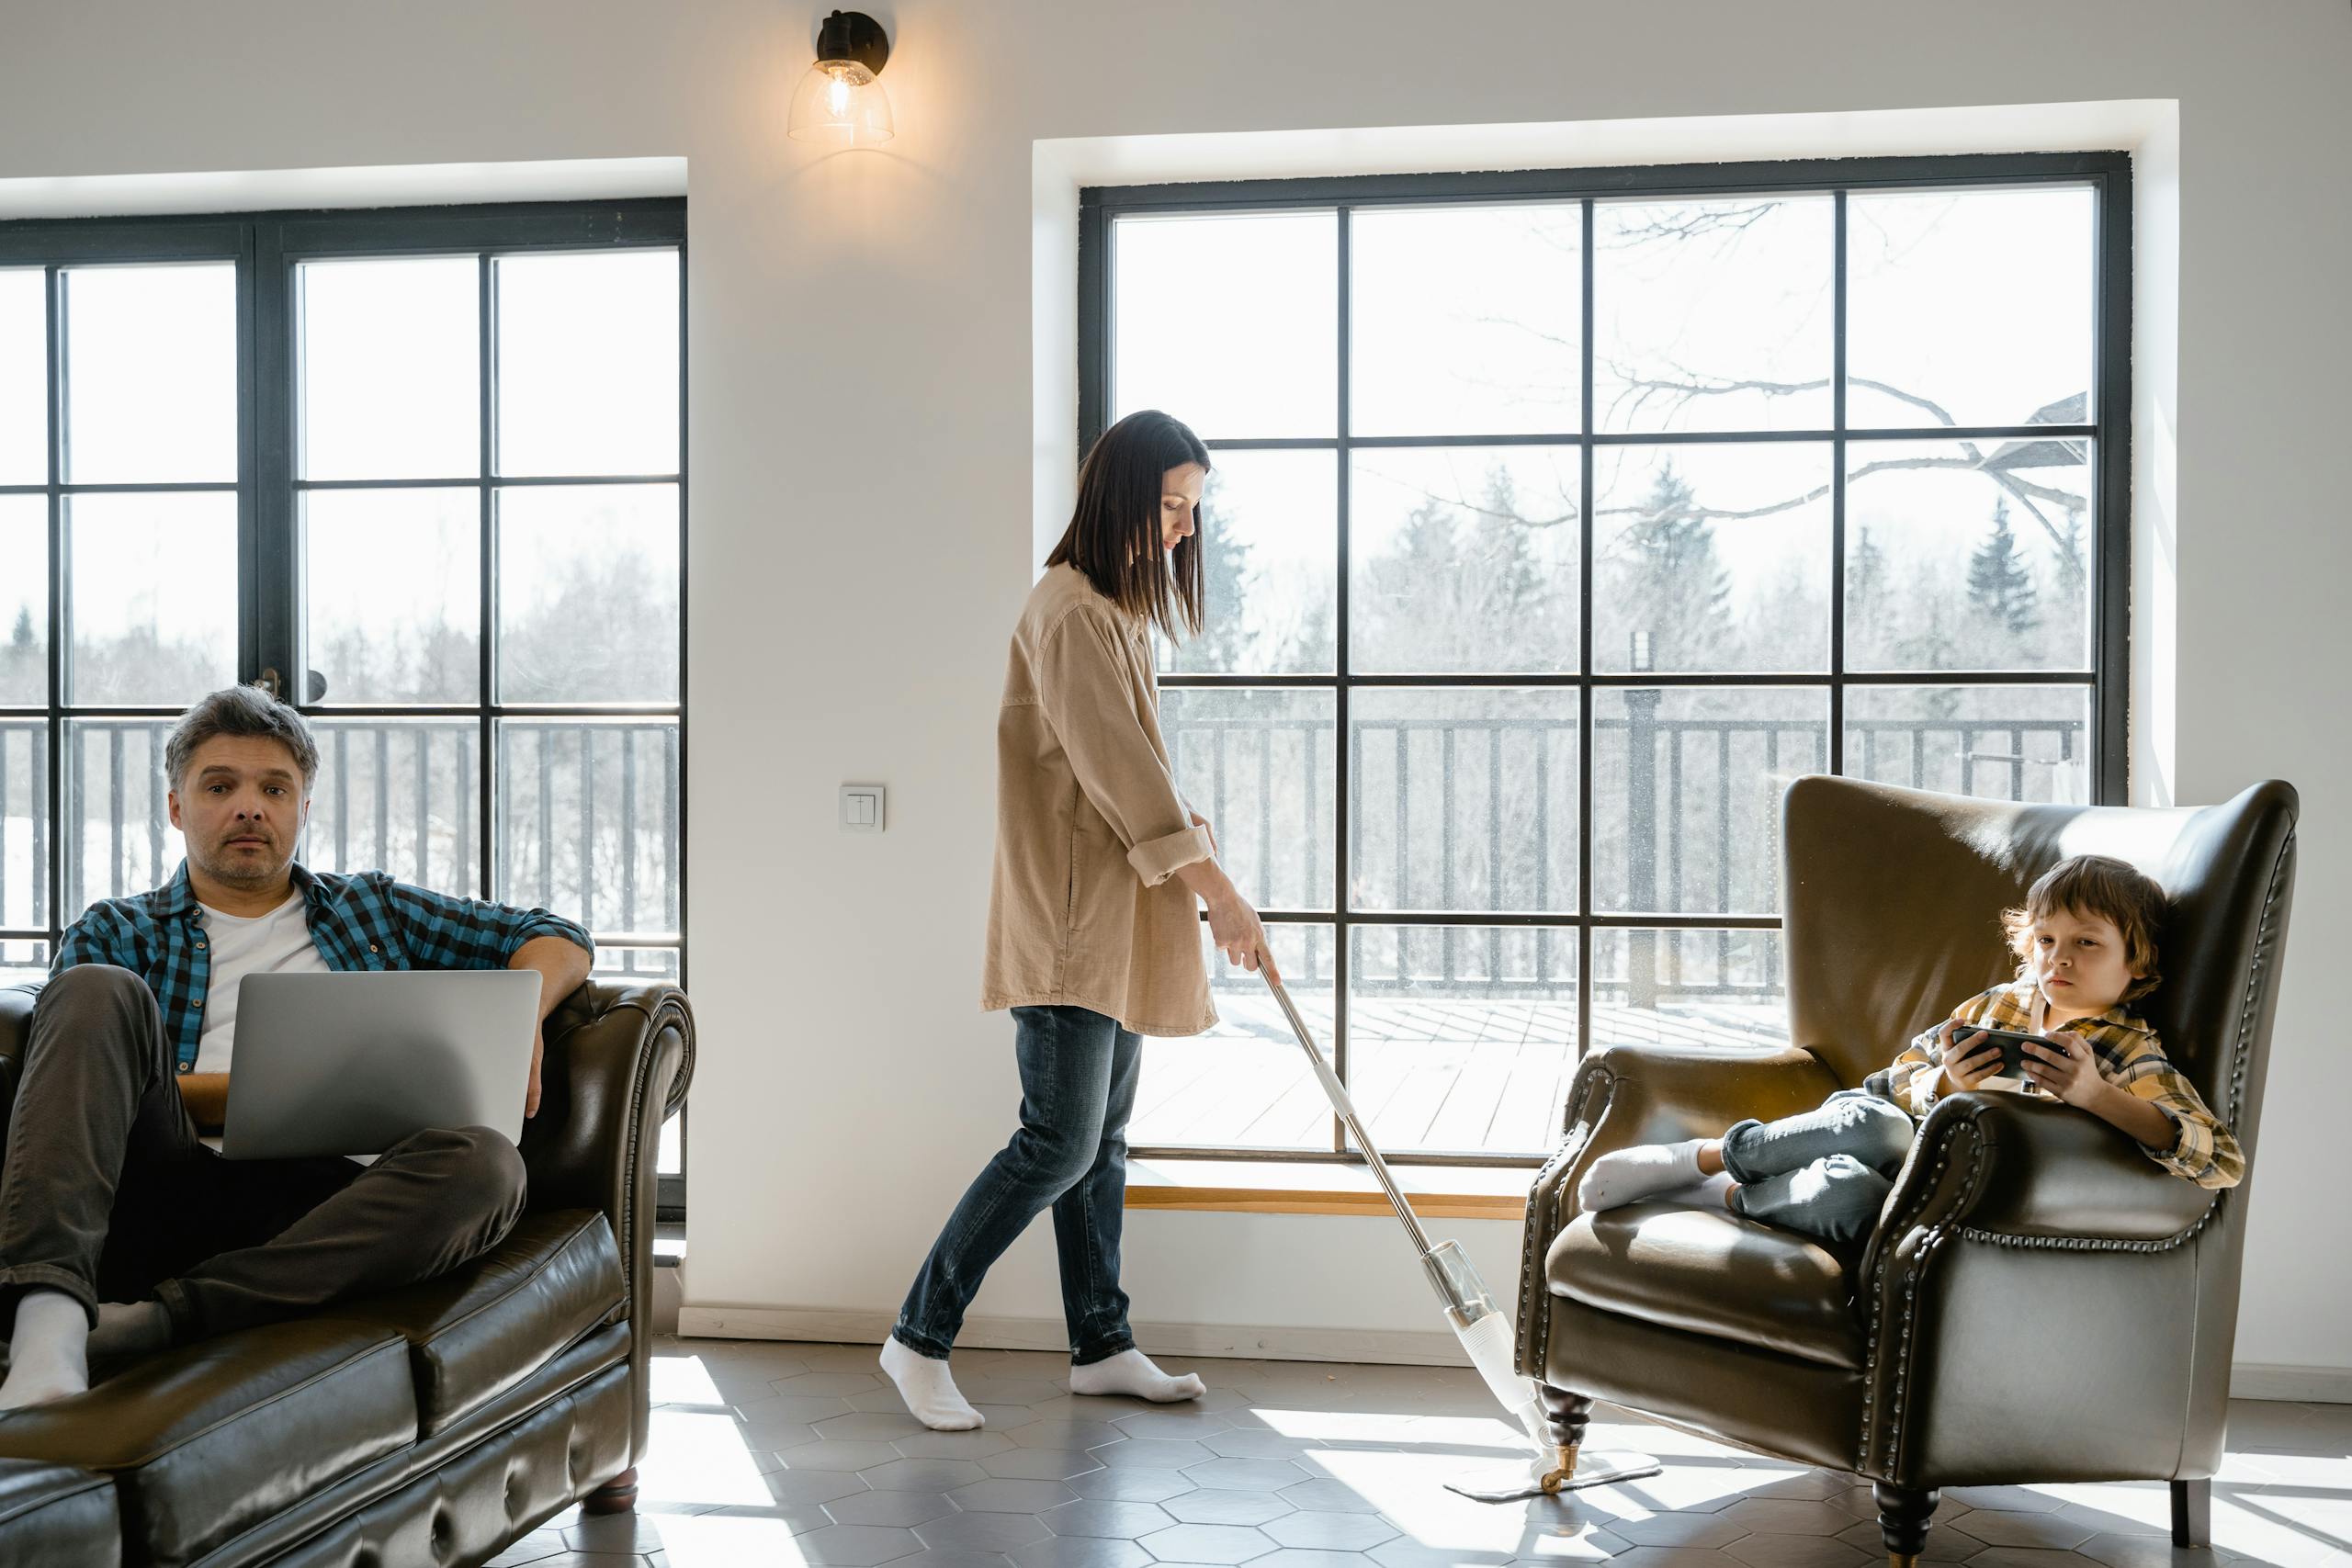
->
[252,220,299,702]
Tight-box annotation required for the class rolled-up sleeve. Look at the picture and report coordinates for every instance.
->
[1036,606,1215,888]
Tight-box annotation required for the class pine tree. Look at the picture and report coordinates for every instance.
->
[7,606,29,654]
[1617,457,1731,669]
[1967,497,2039,637]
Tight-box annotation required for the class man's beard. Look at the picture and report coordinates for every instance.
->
[197,837,287,888]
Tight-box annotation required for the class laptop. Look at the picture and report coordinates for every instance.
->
[220,971,544,1160]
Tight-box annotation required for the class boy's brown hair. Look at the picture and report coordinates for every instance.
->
[2000,853,2167,1002]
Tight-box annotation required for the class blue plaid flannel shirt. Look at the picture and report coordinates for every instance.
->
[51,860,594,1075]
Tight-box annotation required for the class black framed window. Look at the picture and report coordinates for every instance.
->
[0,198,688,1201]
[1080,153,2129,1168]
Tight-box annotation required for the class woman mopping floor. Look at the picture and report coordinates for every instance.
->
[879,410,1283,1430]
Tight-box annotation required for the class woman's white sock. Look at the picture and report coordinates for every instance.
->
[1069,1348,1204,1404]
[1577,1139,1706,1212]
[0,1289,91,1411]
[879,1336,983,1431]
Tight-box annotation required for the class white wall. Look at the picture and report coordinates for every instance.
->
[4,0,2347,1386]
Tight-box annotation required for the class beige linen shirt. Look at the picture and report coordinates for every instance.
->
[980,564,1218,1037]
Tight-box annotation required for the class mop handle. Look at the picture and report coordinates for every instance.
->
[1263,976,1436,1260]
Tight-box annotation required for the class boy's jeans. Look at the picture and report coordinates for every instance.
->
[893,1004,1141,1365]
[1720,1089,1917,1246]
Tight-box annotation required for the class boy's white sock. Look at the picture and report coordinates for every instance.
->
[0,1289,91,1410]
[1069,1348,1204,1404]
[879,1336,983,1431]
[1667,1171,1737,1210]
[1577,1139,1706,1212]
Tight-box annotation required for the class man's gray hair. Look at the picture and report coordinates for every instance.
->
[164,685,321,794]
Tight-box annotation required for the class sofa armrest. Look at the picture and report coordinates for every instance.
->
[0,983,34,1143]
[516,978,693,1475]
[1514,1042,1842,1379]
[518,980,694,1300]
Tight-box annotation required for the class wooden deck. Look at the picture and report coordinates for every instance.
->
[1131,988,1789,1156]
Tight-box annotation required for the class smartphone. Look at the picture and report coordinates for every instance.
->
[1945,1025,2052,1079]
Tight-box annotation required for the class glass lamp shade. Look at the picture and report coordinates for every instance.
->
[787,60,894,146]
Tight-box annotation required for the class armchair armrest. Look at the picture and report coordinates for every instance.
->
[1514,1042,1843,1379]
[1853,1090,2218,1481]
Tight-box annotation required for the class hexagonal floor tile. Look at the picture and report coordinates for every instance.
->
[1162,1490,1295,1528]
[889,1551,1029,1568]
[899,1430,1018,1460]
[915,1512,1055,1554]
[1041,1499,1176,1539]
[1950,1512,2096,1551]
[863,1459,992,1493]
[1013,1421,1131,1451]
[791,1523,928,1566]
[1011,1536,1155,1568]
[951,1478,1083,1514]
[1182,1457,1317,1493]
[1720,1530,1871,1568]
[763,1470,880,1506]
[1091,1438,1218,1470]
[2070,1531,2229,1568]
[1610,1512,1750,1550]
[1063,1467,1199,1503]
[829,1491,963,1528]
[778,1371,892,1398]
[1279,1480,1386,1515]
[981,1448,1106,1482]
[1719,1499,1865,1538]
[1246,1551,1380,1568]
[1116,1410,1238,1440]
[1201,1430,1329,1461]
[1260,1512,1397,1551]
[1365,1541,1514,1568]
[781,1439,910,1472]
[738,1393,861,1426]
[1136,1523,1279,1564]
[819,1413,936,1442]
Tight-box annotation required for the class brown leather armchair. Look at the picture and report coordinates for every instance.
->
[1514,776,2296,1566]
[0,976,693,1568]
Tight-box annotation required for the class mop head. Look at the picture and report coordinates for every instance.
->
[1442,1450,1665,1502]
[1442,1312,1663,1501]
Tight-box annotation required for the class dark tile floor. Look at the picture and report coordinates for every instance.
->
[492,1339,2352,1568]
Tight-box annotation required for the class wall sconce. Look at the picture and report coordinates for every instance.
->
[787,9,894,147]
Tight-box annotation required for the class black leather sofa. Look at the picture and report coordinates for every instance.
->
[0,976,694,1568]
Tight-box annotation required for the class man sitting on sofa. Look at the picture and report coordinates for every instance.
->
[0,683,594,1410]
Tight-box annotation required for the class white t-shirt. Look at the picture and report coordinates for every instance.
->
[194,891,331,1076]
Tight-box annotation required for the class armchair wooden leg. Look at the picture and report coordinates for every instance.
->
[582,1466,639,1515]
[1872,1481,1939,1568]
[2171,1478,2211,1547]
[1534,1384,1592,1495]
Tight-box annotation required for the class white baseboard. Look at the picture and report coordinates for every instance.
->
[675,1305,2352,1403]
[2229,1362,2352,1403]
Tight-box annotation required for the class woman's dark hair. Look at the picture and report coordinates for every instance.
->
[1046,410,1211,641]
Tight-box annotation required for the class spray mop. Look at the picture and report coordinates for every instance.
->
[1261,975,1660,1501]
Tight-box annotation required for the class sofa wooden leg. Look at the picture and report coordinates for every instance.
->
[1872,1481,1939,1568]
[1535,1384,1592,1494]
[582,1467,639,1515]
[2171,1478,2211,1547]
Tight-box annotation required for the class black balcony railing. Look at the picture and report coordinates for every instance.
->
[0,718,677,979]
[1164,707,2084,1008]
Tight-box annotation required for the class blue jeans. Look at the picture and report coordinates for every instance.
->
[1720,1089,1917,1247]
[893,1005,1141,1364]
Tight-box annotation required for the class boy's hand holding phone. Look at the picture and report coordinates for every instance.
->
[2018,1034,2104,1108]
[1935,1021,2007,1094]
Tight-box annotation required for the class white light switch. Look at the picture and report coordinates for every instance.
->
[841,784,885,831]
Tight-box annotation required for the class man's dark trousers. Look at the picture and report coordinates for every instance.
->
[0,963,527,1342]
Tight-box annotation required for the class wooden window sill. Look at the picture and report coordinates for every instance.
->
[1121,1158,1534,1221]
